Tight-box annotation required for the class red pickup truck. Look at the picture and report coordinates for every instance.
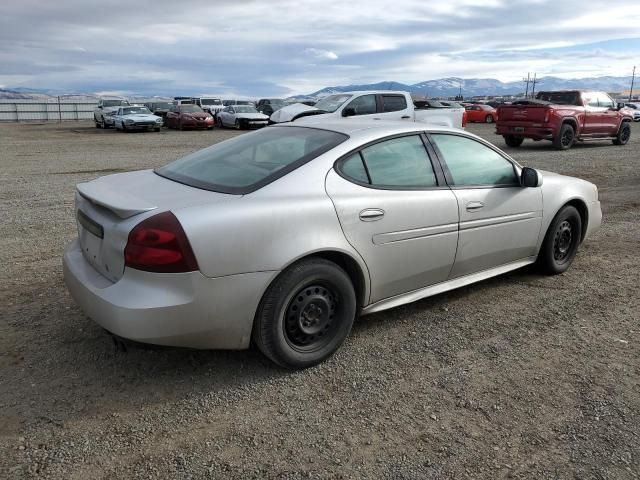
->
[496,90,633,150]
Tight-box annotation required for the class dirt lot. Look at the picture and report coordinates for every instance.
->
[1,121,638,479]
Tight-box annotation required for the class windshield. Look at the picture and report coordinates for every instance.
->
[201,99,222,105]
[535,91,581,106]
[234,105,259,113]
[313,94,352,113]
[122,107,151,115]
[150,102,172,109]
[156,127,348,194]
[180,105,203,113]
[103,100,128,107]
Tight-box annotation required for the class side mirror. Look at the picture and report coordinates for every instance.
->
[342,107,356,117]
[521,167,542,187]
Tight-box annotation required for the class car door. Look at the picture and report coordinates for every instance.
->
[376,94,412,121]
[583,92,605,134]
[596,93,620,135]
[341,94,378,120]
[325,134,459,303]
[428,132,543,278]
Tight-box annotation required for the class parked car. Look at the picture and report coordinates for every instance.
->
[270,91,465,128]
[144,102,174,123]
[165,104,214,130]
[439,101,465,108]
[496,90,633,150]
[256,98,286,116]
[218,105,269,129]
[63,120,601,368]
[623,103,640,121]
[94,97,130,128]
[113,106,163,132]
[465,104,498,123]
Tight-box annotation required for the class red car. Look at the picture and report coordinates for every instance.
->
[464,104,498,123]
[165,105,215,130]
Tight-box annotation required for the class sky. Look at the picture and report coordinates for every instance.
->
[0,0,638,97]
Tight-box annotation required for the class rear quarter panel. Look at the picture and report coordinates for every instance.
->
[173,149,372,301]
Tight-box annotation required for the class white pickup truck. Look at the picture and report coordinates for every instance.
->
[270,91,465,128]
[94,98,130,129]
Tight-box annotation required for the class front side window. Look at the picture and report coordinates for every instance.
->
[430,134,517,186]
[596,93,614,108]
[345,95,377,115]
[156,127,348,194]
[340,135,437,188]
[314,94,352,113]
[381,95,408,112]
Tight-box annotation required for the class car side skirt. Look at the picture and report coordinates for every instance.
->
[361,256,537,315]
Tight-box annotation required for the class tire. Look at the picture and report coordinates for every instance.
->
[538,205,582,275]
[154,127,160,132]
[504,135,524,147]
[553,123,575,150]
[485,115,494,123]
[612,122,631,145]
[179,120,184,131]
[252,258,357,369]
[235,119,241,130]
[121,123,127,132]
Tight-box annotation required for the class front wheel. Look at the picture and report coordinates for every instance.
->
[485,115,494,123]
[538,205,582,275]
[252,258,357,369]
[504,135,524,147]
[612,122,631,145]
[235,119,241,130]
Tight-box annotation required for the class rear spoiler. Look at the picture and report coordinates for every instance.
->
[77,181,157,219]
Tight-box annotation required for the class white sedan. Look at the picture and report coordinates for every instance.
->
[113,106,163,132]
[218,105,269,129]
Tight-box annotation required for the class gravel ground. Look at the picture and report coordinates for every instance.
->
[0,121,638,479]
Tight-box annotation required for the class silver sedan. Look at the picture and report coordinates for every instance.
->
[63,121,602,368]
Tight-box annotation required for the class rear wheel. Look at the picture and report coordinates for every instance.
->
[612,122,631,145]
[538,205,582,275]
[553,123,575,150]
[485,114,494,123]
[504,135,524,147]
[252,258,356,369]
[154,127,160,132]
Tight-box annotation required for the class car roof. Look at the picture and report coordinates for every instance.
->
[321,90,407,96]
[271,119,467,138]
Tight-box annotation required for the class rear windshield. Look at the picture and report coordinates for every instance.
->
[535,91,581,106]
[201,99,222,105]
[155,126,348,194]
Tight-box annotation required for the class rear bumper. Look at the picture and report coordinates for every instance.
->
[496,124,555,140]
[63,239,277,349]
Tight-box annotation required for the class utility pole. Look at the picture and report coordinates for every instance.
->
[630,66,636,102]
[523,72,530,98]
[531,73,537,98]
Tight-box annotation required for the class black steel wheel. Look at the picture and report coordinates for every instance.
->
[252,258,356,369]
[553,123,575,150]
[613,122,631,145]
[538,205,582,274]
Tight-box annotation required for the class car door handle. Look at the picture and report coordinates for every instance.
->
[359,208,385,221]
[466,201,485,211]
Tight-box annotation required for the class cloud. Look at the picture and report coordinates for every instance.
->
[304,48,339,61]
[0,0,638,96]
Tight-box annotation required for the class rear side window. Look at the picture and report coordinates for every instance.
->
[339,135,437,188]
[156,127,348,194]
[381,95,407,112]
[430,134,517,186]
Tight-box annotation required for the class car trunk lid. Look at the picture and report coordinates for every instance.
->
[75,169,237,282]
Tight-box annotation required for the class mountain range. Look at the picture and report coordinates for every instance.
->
[0,75,635,100]
[308,76,635,98]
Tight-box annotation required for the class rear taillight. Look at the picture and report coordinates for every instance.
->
[462,110,468,128]
[124,211,198,273]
